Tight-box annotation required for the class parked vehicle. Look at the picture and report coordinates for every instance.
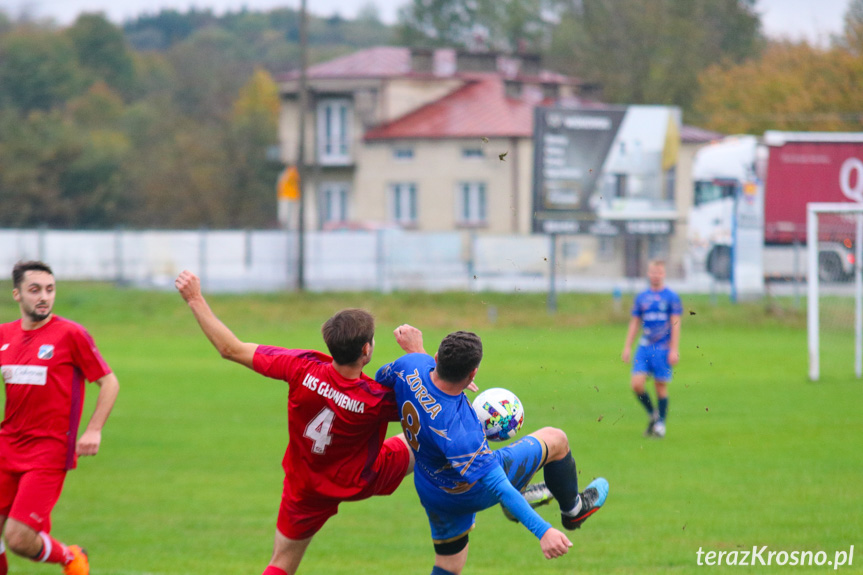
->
[689,131,862,282]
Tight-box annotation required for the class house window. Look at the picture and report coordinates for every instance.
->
[320,182,349,225]
[390,183,417,225]
[598,236,616,260]
[393,148,414,160]
[457,182,486,226]
[317,99,352,165]
[462,148,484,159]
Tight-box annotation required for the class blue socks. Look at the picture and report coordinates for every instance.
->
[636,392,654,414]
[431,567,458,575]
[658,397,668,421]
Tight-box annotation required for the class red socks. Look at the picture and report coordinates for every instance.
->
[0,543,8,575]
[262,566,289,575]
[36,532,73,564]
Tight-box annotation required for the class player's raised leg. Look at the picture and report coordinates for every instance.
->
[529,427,608,530]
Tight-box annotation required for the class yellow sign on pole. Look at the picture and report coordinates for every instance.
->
[278,166,300,201]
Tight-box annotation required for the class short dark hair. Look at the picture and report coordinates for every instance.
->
[436,331,482,382]
[321,308,375,365]
[12,260,54,289]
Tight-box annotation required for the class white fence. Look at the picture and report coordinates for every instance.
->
[0,228,570,293]
[1,228,758,295]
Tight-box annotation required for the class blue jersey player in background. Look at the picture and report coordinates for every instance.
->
[376,325,608,575]
[622,260,683,438]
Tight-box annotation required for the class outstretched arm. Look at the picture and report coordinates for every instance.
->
[77,372,120,456]
[479,467,572,559]
[175,270,257,369]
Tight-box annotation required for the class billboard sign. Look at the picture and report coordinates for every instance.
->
[532,105,681,234]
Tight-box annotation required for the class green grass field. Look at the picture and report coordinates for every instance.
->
[2,284,861,574]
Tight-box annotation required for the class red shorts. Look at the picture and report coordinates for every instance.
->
[0,467,67,533]
[276,435,410,540]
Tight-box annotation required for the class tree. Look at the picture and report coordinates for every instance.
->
[840,0,863,54]
[66,13,136,97]
[693,41,863,133]
[396,0,562,51]
[225,68,282,227]
[546,0,763,117]
[0,109,130,228]
[166,27,251,122]
[0,27,84,112]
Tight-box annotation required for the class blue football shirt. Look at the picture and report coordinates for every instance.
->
[631,287,683,347]
[375,353,551,540]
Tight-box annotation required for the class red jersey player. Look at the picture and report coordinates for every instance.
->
[0,261,120,575]
[175,270,413,575]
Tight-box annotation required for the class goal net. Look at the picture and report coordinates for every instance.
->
[807,203,863,381]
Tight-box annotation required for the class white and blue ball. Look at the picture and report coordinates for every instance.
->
[472,387,524,442]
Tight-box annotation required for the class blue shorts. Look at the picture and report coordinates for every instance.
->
[422,435,547,543]
[633,344,673,382]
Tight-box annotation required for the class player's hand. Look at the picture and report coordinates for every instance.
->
[175,270,202,302]
[668,350,679,366]
[77,429,102,456]
[467,381,479,392]
[539,528,572,559]
[394,324,426,354]
[621,348,631,363]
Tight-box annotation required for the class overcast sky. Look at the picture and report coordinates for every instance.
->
[0,0,853,46]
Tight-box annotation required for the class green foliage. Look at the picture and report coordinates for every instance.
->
[1,285,860,573]
[694,41,863,132]
[0,108,129,228]
[0,27,84,111]
[2,2,862,229]
[65,13,136,97]
[546,0,763,118]
[396,0,563,51]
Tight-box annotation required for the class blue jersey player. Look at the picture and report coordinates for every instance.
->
[376,325,609,575]
[622,260,682,438]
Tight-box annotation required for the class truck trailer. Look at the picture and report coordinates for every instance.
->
[689,131,862,282]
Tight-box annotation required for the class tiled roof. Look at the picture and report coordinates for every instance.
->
[279,46,576,83]
[680,124,724,143]
[364,74,544,140]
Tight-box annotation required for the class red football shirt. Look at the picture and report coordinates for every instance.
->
[253,346,399,500]
[0,316,111,471]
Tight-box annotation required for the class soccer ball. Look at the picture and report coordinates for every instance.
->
[472,387,524,442]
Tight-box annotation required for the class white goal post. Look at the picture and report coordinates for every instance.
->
[807,203,863,381]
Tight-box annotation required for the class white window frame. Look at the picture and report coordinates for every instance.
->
[456,182,487,226]
[319,182,350,225]
[317,98,352,165]
[390,182,418,226]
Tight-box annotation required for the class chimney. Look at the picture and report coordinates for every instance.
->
[519,53,541,77]
[410,47,435,74]
[456,50,498,73]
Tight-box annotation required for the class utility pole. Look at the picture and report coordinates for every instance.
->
[296,0,308,290]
